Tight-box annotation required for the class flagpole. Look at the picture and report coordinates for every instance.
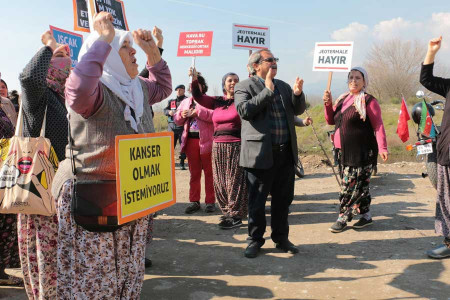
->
[402,93,418,134]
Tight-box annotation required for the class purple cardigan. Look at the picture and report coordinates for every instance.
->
[173,96,214,154]
[65,40,172,118]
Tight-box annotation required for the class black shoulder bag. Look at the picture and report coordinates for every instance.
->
[68,116,123,233]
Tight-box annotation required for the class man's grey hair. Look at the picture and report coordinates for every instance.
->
[247,49,272,75]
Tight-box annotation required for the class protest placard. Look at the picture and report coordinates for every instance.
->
[177,31,213,57]
[115,132,176,225]
[73,0,90,32]
[73,0,129,32]
[313,42,354,90]
[312,42,354,72]
[50,26,84,68]
[93,0,129,31]
[232,24,270,51]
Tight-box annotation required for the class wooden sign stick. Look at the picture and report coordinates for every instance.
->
[326,71,333,91]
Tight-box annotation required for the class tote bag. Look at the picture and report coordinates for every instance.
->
[0,105,59,216]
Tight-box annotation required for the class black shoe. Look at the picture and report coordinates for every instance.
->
[353,218,373,229]
[145,258,152,268]
[219,217,242,229]
[180,164,186,170]
[244,240,265,258]
[205,203,216,213]
[275,240,299,254]
[329,221,347,233]
[185,202,201,214]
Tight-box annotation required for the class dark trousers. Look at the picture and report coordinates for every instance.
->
[168,123,185,161]
[245,145,295,244]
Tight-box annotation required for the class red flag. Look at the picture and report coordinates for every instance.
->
[396,97,410,142]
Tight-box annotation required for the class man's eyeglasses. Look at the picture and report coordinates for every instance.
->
[260,57,279,64]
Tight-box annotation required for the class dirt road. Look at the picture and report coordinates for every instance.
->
[2,158,450,299]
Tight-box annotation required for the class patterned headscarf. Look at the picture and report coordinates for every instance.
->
[46,45,71,99]
[349,66,369,121]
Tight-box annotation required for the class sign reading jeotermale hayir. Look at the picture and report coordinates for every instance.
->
[115,132,176,225]
[232,23,270,51]
[312,42,354,72]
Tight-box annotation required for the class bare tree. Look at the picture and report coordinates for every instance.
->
[364,39,426,102]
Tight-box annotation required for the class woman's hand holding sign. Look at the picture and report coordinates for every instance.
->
[94,12,115,44]
[133,29,161,67]
[323,90,332,106]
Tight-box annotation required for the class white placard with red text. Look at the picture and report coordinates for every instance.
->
[232,24,270,51]
[312,42,354,72]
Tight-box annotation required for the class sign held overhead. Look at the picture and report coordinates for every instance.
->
[73,0,90,32]
[312,42,354,72]
[177,31,213,57]
[73,0,129,32]
[93,0,129,31]
[50,26,84,68]
[232,24,270,50]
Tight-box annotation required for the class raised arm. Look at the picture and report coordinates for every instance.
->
[133,28,172,105]
[65,40,111,118]
[420,36,450,97]
[19,46,53,111]
[191,80,215,109]
[139,59,172,105]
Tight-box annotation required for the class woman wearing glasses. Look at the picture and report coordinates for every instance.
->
[323,67,388,233]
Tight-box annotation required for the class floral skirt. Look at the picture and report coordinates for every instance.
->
[57,180,149,300]
[436,164,450,238]
[212,142,248,218]
[17,213,59,300]
[338,164,374,223]
[0,214,20,269]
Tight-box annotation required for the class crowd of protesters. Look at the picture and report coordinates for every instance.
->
[0,10,450,299]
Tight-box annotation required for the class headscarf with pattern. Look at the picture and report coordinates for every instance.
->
[46,44,71,99]
[349,66,369,121]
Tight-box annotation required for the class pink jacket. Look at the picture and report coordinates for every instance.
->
[174,96,214,154]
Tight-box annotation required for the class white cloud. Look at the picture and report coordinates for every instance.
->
[331,22,369,41]
[430,12,450,35]
[373,17,422,40]
[429,13,450,52]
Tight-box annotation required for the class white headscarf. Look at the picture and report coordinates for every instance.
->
[78,30,144,132]
[350,66,369,121]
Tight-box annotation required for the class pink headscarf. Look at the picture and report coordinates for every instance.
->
[46,45,71,99]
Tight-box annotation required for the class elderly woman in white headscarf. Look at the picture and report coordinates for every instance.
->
[51,12,171,299]
[322,67,388,233]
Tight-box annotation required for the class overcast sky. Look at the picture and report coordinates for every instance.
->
[1,0,450,109]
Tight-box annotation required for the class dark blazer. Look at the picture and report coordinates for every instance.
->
[234,76,306,169]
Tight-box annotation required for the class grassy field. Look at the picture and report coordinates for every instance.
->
[152,101,444,161]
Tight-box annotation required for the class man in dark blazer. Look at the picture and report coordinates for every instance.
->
[235,49,306,258]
